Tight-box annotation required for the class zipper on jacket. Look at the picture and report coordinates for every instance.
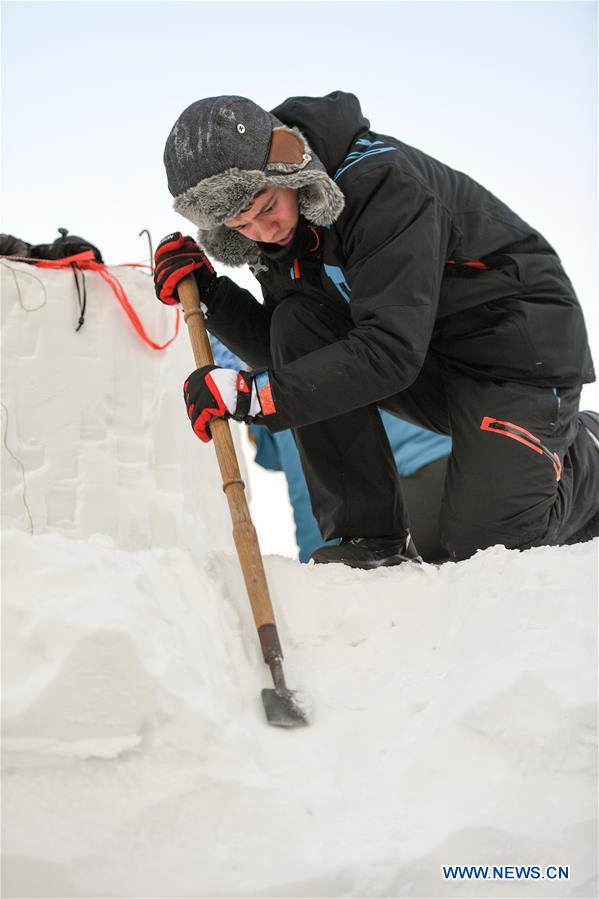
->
[289,230,320,282]
[480,416,562,480]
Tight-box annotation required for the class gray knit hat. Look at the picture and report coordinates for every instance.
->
[163,95,345,266]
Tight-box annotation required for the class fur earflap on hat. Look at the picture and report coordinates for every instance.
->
[163,96,345,266]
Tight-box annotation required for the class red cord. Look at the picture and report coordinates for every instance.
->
[33,252,179,351]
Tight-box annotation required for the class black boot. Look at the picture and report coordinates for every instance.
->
[563,411,599,544]
[309,532,422,569]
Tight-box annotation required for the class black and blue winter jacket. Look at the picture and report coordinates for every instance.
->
[204,91,595,431]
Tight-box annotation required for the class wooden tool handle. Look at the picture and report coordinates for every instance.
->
[177,276,281,656]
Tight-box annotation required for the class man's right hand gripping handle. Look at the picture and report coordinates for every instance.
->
[153,232,217,308]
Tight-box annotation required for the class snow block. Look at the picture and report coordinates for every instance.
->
[0,261,241,551]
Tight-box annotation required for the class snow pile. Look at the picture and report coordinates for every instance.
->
[1,262,598,898]
[3,532,597,897]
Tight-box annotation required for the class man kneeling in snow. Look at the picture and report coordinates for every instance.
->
[154,91,599,567]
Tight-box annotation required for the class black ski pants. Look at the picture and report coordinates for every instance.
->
[269,293,599,561]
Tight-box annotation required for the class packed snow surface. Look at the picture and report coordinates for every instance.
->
[1,262,598,898]
[3,532,598,898]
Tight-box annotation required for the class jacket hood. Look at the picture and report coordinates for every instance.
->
[270,91,370,176]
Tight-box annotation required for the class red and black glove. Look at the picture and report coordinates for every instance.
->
[184,365,266,443]
[153,232,216,307]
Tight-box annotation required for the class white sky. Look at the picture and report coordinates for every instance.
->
[2,0,597,404]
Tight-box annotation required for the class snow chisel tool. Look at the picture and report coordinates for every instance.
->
[178,275,310,728]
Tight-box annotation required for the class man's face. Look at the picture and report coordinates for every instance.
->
[224,187,299,246]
